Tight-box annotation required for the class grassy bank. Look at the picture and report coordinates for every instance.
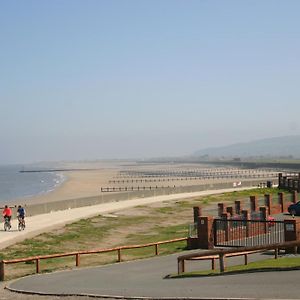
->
[0,188,292,280]
[171,256,300,278]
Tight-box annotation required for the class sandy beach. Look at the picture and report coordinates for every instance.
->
[10,160,125,206]
[22,169,118,205]
[0,161,277,248]
[17,161,276,206]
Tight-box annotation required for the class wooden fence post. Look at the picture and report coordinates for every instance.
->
[76,254,80,267]
[211,258,215,270]
[0,261,4,281]
[219,254,225,273]
[155,244,159,255]
[178,259,185,274]
[117,249,121,262]
[36,259,40,273]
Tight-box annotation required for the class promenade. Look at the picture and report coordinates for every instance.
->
[6,185,299,300]
[0,187,254,249]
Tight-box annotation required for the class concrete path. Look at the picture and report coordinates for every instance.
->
[0,187,254,249]
[7,251,300,299]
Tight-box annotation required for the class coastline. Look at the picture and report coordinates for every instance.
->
[0,160,277,247]
[5,162,277,216]
[9,168,119,206]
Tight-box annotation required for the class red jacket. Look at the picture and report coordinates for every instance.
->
[2,207,12,217]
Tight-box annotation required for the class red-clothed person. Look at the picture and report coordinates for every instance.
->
[3,205,12,219]
[3,205,12,230]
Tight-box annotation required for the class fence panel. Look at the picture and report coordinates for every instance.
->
[214,219,285,247]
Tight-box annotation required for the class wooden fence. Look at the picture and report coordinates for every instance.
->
[0,237,187,281]
[177,240,300,274]
[101,186,176,192]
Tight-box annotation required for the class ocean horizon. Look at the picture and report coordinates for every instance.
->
[0,164,65,205]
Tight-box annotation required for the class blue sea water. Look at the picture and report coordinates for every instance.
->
[0,165,65,204]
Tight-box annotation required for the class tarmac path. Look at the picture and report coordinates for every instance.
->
[7,251,300,299]
[5,185,300,300]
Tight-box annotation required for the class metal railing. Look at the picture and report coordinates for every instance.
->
[214,219,285,247]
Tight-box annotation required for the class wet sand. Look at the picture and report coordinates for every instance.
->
[23,169,118,205]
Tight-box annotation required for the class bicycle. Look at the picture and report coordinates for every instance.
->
[18,216,25,231]
[4,216,11,231]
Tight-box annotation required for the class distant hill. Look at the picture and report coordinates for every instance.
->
[193,136,300,159]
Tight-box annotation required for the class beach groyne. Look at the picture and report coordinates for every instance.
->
[22,179,275,217]
[19,168,101,173]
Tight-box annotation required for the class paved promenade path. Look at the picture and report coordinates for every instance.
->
[7,251,300,299]
[0,187,254,250]
[7,185,298,300]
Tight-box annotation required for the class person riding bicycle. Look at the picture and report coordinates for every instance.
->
[2,205,12,228]
[17,205,26,228]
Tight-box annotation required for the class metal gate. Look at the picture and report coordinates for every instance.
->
[214,219,285,247]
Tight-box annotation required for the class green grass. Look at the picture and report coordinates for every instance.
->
[154,206,175,214]
[171,256,300,278]
[121,240,187,260]
[0,215,150,261]
[126,223,188,244]
[0,212,188,262]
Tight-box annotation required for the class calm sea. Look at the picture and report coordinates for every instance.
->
[0,165,65,204]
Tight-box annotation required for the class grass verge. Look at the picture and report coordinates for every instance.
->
[169,256,300,278]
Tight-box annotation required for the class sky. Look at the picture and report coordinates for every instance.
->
[1,0,300,164]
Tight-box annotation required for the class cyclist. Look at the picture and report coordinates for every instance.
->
[2,205,12,229]
[17,205,26,229]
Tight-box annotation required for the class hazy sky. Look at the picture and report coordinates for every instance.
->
[1,0,300,164]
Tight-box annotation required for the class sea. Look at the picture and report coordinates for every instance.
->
[0,164,66,204]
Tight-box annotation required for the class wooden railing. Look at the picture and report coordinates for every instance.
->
[0,237,187,281]
[177,240,300,274]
